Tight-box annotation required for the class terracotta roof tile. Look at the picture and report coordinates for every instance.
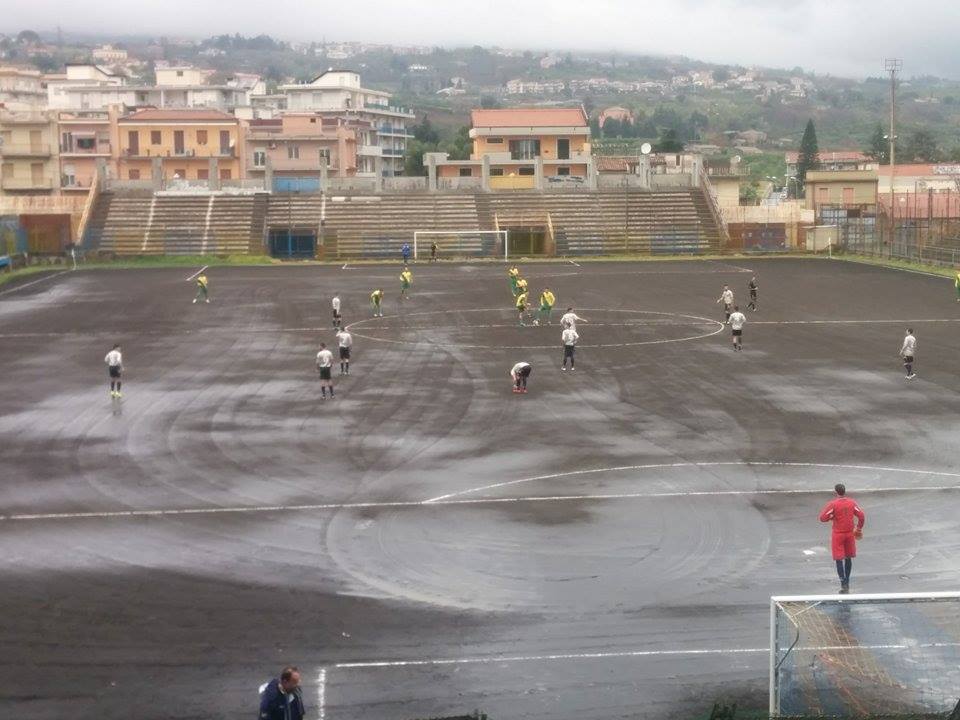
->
[471,107,587,128]
[119,108,237,122]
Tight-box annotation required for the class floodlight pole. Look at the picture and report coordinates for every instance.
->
[885,59,902,250]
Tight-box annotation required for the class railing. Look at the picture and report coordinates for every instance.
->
[77,168,101,247]
[1,177,55,190]
[697,166,730,245]
[377,125,412,136]
[0,144,52,156]
[544,175,589,190]
[221,179,269,191]
[60,144,112,155]
[380,148,404,157]
[383,177,428,192]
[598,174,647,189]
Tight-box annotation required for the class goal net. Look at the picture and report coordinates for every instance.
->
[770,592,960,717]
[413,230,508,261]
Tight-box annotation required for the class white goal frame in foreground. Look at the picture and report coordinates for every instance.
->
[770,591,960,717]
[413,230,509,260]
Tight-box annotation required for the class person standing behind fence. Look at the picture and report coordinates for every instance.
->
[561,325,579,370]
[819,484,865,594]
[258,666,305,720]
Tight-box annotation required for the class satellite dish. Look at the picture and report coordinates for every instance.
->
[733,155,742,163]
[640,142,652,155]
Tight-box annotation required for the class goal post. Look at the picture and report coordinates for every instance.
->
[413,230,509,261]
[770,591,960,717]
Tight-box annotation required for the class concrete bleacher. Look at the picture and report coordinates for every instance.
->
[86,188,724,258]
[85,192,268,256]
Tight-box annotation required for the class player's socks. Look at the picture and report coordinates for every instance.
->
[844,558,852,584]
[835,560,845,582]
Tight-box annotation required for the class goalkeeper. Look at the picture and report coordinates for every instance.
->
[819,483,865,594]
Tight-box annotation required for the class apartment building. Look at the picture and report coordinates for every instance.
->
[279,70,413,176]
[116,108,243,182]
[92,45,128,64]
[246,113,360,185]
[58,110,113,192]
[432,107,593,189]
[0,66,47,111]
[46,64,126,110]
[0,110,59,194]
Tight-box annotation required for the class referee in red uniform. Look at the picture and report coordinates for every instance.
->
[819,483,865,594]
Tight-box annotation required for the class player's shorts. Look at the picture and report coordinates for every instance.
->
[332,310,341,319]
[724,303,732,312]
[903,355,914,365]
[519,366,532,378]
[831,531,857,560]
[319,367,332,381]
[563,345,576,356]
[401,281,410,289]
[517,304,527,312]
[339,347,351,360]
[732,329,742,337]
[108,366,121,378]
[750,290,757,297]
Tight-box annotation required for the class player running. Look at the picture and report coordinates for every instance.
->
[370,288,384,317]
[729,305,746,351]
[537,288,556,325]
[510,361,532,394]
[515,290,530,326]
[316,342,335,399]
[193,273,210,304]
[508,265,520,296]
[104,343,123,398]
[560,307,586,331]
[335,328,352,375]
[717,285,734,324]
[561,325,579,370]
[332,293,342,329]
[900,328,916,379]
[400,266,413,300]
[819,483,865,594]
[747,277,758,311]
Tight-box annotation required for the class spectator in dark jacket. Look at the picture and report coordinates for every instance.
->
[259,666,305,720]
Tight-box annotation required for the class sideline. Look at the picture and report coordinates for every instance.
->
[0,270,69,297]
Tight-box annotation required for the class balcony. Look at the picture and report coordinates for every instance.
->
[1,144,52,157]
[1,177,55,190]
[0,113,50,124]
[357,145,383,157]
[377,125,413,137]
[380,147,405,157]
[60,144,112,157]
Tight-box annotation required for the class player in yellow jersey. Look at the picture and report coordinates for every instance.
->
[536,288,556,325]
[515,276,528,298]
[400,266,413,300]
[371,288,384,317]
[955,270,960,302]
[515,290,529,326]
[193,273,209,304]
[508,265,520,295]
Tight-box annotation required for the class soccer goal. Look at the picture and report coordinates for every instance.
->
[413,230,509,261]
[770,592,960,717]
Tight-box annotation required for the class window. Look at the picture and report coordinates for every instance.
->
[62,164,76,187]
[176,70,184,77]
[310,117,317,124]
[557,167,570,176]
[61,132,74,152]
[518,167,535,176]
[151,131,161,145]
[173,168,186,179]
[490,168,504,177]
[288,145,300,159]
[128,168,140,180]
[487,137,503,144]
[76,137,95,151]
[220,168,232,180]
[459,167,473,177]
[253,150,266,167]
[509,139,540,160]
[842,187,855,205]
[197,168,209,180]
[817,187,830,203]
[319,148,330,164]
[196,130,208,145]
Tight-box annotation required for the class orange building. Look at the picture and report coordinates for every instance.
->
[116,108,244,182]
[245,113,361,183]
[432,107,593,190]
[57,110,112,193]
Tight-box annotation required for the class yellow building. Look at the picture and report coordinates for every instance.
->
[115,108,244,182]
[432,107,593,190]
[804,170,878,211]
[0,110,59,195]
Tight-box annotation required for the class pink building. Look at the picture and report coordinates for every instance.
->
[245,114,363,181]
[57,109,114,192]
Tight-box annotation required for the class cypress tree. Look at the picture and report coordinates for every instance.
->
[796,119,820,194]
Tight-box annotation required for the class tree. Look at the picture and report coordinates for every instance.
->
[796,119,820,193]
[712,68,731,83]
[905,129,939,162]
[655,128,684,153]
[602,117,622,138]
[479,95,500,109]
[16,30,41,45]
[412,116,439,144]
[866,123,889,164]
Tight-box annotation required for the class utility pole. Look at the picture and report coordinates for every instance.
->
[885,58,902,248]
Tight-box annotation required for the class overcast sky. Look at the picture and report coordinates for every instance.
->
[4,0,959,79]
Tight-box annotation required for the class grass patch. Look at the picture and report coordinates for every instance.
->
[0,265,70,289]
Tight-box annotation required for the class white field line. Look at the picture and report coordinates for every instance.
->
[0,270,69,297]
[423,460,960,503]
[836,256,955,280]
[5,462,960,523]
[332,640,960,670]
[342,264,349,270]
[568,259,581,267]
[317,668,326,720]
[184,265,208,282]
[749,318,960,326]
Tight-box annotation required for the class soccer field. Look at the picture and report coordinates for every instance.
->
[2,257,960,719]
